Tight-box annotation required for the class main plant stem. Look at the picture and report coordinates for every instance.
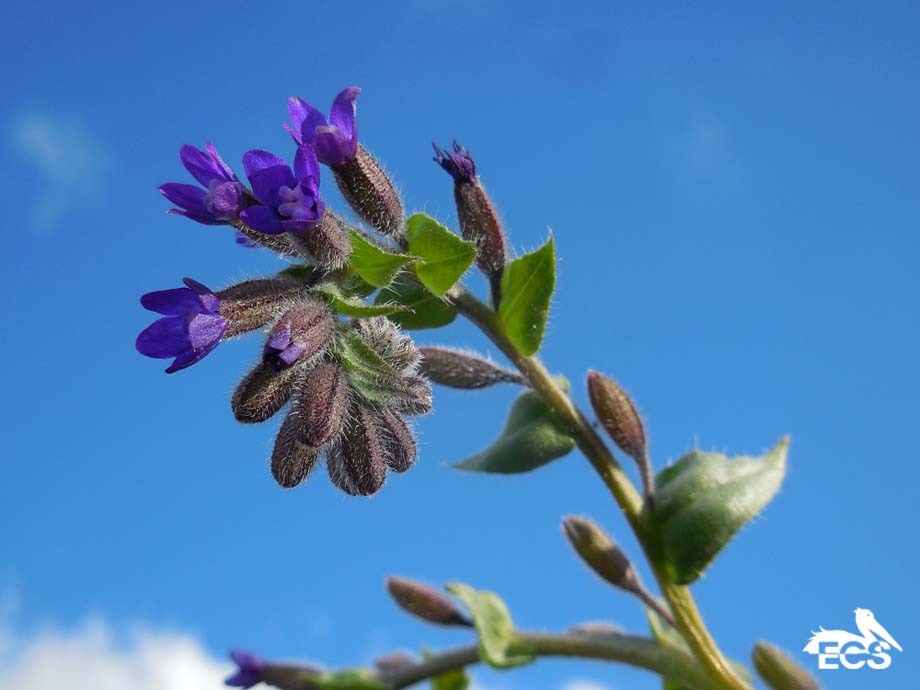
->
[447,285,752,690]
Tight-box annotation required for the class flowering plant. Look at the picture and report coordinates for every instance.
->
[138,87,818,690]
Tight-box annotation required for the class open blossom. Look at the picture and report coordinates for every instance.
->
[240,146,324,235]
[433,140,476,183]
[160,144,244,225]
[286,87,360,168]
[136,278,227,373]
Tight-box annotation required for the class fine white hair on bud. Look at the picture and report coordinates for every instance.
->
[271,412,321,488]
[418,346,526,389]
[377,408,417,473]
[333,145,405,239]
[296,362,349,447]
[327,404,388,496]
[350,317,421,374]
[217,279,307,337]
[232,361,302,424]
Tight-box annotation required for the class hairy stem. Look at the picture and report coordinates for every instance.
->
[446,285,752,690]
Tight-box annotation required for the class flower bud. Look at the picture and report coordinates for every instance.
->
[351,317,420,374]
[333,145,404,238]
[418,346,525,389]
[385,576,471,627]
[562,516,641,593]
[568,621,624,637]
[263,301,335,371]
[433,141,507,304]
[388,376,433,416]
[587,370,653,498]
[288,210,353,271]
[752,642,819,690]
[232,361,301,424]
[373,651,416,673]
[327,405,388,496]
[377,408,417,473]
[271,412,320,488]
[234,224,297,256]
[296,363,349,447]
[217,279,306,337]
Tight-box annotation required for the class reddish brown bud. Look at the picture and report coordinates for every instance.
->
[377,408,417,473]
[326,405,388,496]
[418,346,526,389]
[562,516,641,593]
[288,211,353,271]
[373,652,416,673]
[333,145,404,238]
[388,376,433,416]
[217,279,306,337]
[296,363,349,447]
[568,621,624,637]
[587,370,653,498]
[263,302,335,371]
[235,224,297,256]
[232,362,301,424]
[385,576,471,627]
[271,412,320,488]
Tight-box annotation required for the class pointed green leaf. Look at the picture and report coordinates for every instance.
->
[653,438,789,584]
[348,230,414,288]
[499,236,555,356]
[375,279,457,330]
[445,583,534,669]
[314,669,387,690]
[453,382,575,473]
[405,213,476,297]
[333,328,407,404]
[313,283,409,318]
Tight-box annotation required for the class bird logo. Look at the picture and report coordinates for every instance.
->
[803,608,901,670]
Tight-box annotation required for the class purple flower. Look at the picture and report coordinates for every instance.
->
[286,87,361,168]
[240,147,324,235]
[225,650,264,689]
[160,144,244,225]
[433,141,476,183]
[136,278,227,374]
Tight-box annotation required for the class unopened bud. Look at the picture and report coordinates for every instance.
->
[377,408,417,473]
[418,346,526,389]
[232,361,301,424]
[433,141,507,305]
[261,662,325,690]
[234,224,297,256]
[587,370,653,498]
[388,376,433,416]
[385,576,471,627]
[263,301,335,371]
[288,211,353,271]
[327,404,387,496]
[271,412,320,488]
[296,363,349,447]
[333,145,404,238]
[752,642,819,690]
[217,279,306,337]
[568,621,624,637]
[373,651,416,673]
[562,516,641,593]
[351,317,420,374]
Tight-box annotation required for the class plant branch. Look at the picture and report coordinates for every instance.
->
[446,284,753,690]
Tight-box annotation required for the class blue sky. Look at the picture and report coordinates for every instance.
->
[1,1,918,689]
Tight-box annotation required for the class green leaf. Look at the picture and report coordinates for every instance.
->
[276,264,316,283]
[429,664,469,690]
[445,583,534,669]
[405,213,476,297]
[453,381,575,473]
[498,236,555,356]
[375,279,457,330]
[652,438,789,585]
[314,669,387,690]
[313,283,409,318]
[334,328,406,404]
[348,230,414,288]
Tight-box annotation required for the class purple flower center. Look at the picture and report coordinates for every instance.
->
[277,184,318,221]
[204,180,243,220]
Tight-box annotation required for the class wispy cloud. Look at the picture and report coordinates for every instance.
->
[9,111,109,231]
[561,679,617,690]
[0,617,229,690]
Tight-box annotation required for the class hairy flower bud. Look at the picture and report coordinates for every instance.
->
[217,279,306,337]
[288,211,353,271]
[327,405,388,496]
[388,376,433,416]
[271,412,320,488]
[226,651,323,690]
[587,370,653,499]
[263,301,335,371]
[234,224,298,256]
[377,408,417,473]
[333,145,404,238]
[373,651,416,673]
[385,576,471,627]
[562,516,641,593]
[433,141,507,305]
[752,642,819,690]
[232,361,302,424]
[418,346,526,389]
[351,317,420,374]
[568,621,624,637]
[296,363,348,447]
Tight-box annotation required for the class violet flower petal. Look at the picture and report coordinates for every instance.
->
[136,317,189,358]
[180,144,232,187]
[182,277,220,312]
[242,150,295,206]
[287,96,327,146]
[293,145,321,184]
[140,287,202,315]
[240,205,285,235]
[159,183,208,213]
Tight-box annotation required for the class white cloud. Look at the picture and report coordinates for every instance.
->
[561,679,616,690]
[9,111,109,231]
[0,618,230,690]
